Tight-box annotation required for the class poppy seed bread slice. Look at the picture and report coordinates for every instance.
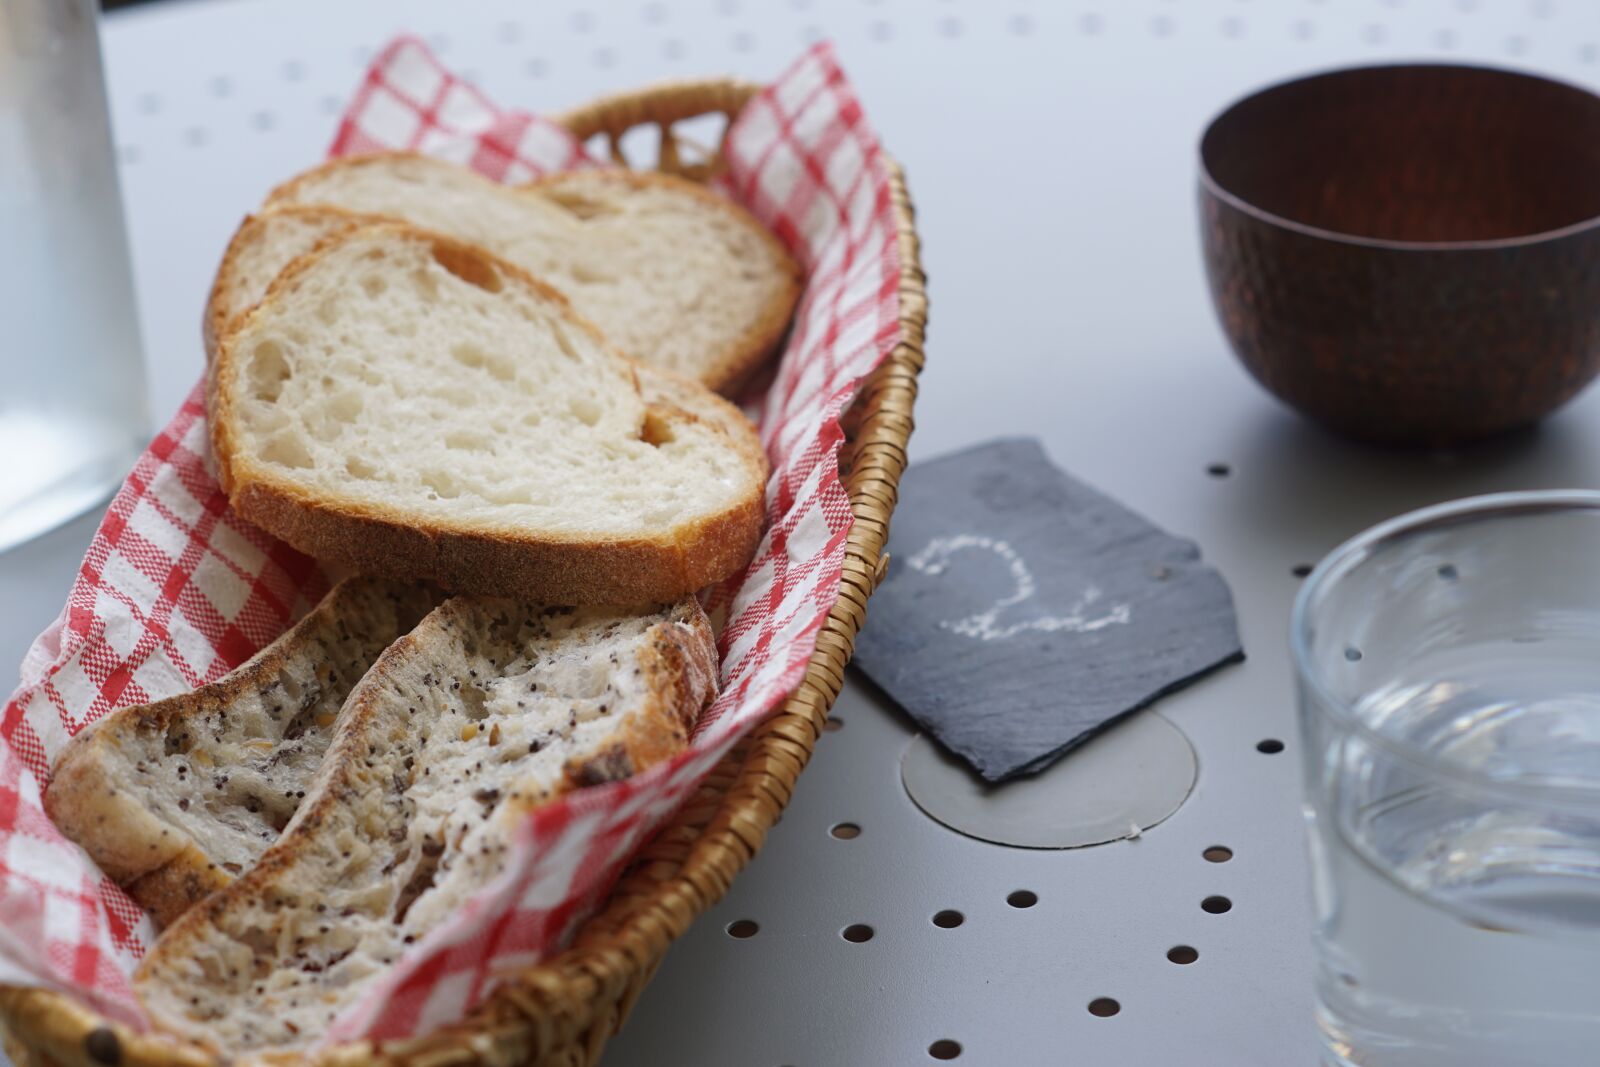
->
[265,152,803,392]
[210,223,767,605]
[44,577,436,927]
[134,595,717,1056]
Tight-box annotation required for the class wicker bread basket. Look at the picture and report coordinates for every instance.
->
[0,77,926,1067]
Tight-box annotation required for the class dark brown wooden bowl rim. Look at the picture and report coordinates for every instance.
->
[1198,61,1600,253]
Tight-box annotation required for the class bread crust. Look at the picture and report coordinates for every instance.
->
[265,151,805,395]
[523,167,805,395]
[210,226,769,606]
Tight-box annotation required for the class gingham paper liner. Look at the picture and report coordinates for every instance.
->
[0,36,900,1044]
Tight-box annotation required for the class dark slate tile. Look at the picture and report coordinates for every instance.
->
[854,438,1244,782]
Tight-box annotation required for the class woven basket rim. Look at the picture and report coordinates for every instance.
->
[0,74,927,1067]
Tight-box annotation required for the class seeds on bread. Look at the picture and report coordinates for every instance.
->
[134,595,717,1054]
[210,224,768,605]
[44,578,436,927]
[264,152,803,393]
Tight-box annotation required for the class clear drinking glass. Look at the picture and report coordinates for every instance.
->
[0,0,147,551]
[1292,492,1600,1067]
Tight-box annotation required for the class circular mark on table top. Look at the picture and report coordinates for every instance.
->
[525,58,548,78]
[1088,997,1121,1017]
[1009,13,1033,36]
[663,38,686,60]
[1203,845,1233,863]
[732,30,755,51]
[1362,23,1385,44]
[1256,738,1284,755]
[643,2,668,24]
[183,127,208,148]
[1344,647,1363,662]
[1206,462,1230,478]
[570,11,594,33]
[593,47,615,68]
[1006,890,1038,909]
[1079,12,1104,34]
[282,60,306,82]
[496,21,522,43]
[871,20,893,42]
[842,923,874,943]
[1437,563,1459,581]
[209,76,232,98]
[1167,945,1199,965]
[252,111,274,132]
[1292,563,1313,578]
[939,16,963,38]
[928,1039,962,1060]
[1436,28,1458,49]
[1202,895,1233,914]
[726,919,758,939]
[932,910,964,929]
[138,93,162,115]
[830,822,861,840]
[823,716,844,733]
[900,713,1197,849]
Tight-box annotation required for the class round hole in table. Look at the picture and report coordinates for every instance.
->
[932,910,964,929]
[1006,890,1038,909]
[823,716,844,733]
[1167,945,1200,965]
[1257,738,1285,754]
[1292,563,1313,578]
[726,920,758,939]
[1203,845,1233,863]
[928,1039,962,1060]
[1088,997,1121,1017]
[830,822,861,840]
[842,923,875,943]
[1202,895,1233,915]
[1206,462,1231,478]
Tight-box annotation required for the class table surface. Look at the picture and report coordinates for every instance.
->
[6,1,1600,1064]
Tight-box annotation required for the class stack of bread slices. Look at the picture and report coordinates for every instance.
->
[45,153,802,1057]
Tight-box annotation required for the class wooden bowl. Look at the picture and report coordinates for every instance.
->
[1200,64,1600,445]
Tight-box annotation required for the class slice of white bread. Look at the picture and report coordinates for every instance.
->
[211,223,768,605]
[44,578,435,927]
[203,206,384,361]
[134,595,717,1055]
[264,152,803,392]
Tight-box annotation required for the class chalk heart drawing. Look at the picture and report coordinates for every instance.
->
[905,535,1132,642]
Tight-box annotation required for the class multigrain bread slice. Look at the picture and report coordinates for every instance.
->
[135,595,717,1056]
[264,152,804,392]
[203,206,385,361]
[211,223,768,605]
[44,578,435,927]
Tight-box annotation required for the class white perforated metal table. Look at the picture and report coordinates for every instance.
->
[6,2,1600,1064]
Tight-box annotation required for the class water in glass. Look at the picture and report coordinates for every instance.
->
[1,0,147,550]
[1296,496,1600,1067]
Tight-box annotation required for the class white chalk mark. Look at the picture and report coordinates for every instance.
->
[905,535,1132,642]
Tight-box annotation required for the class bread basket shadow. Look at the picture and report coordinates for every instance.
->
[0,76,927,1067]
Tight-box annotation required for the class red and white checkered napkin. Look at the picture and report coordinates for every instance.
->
[0,36,901,1043]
